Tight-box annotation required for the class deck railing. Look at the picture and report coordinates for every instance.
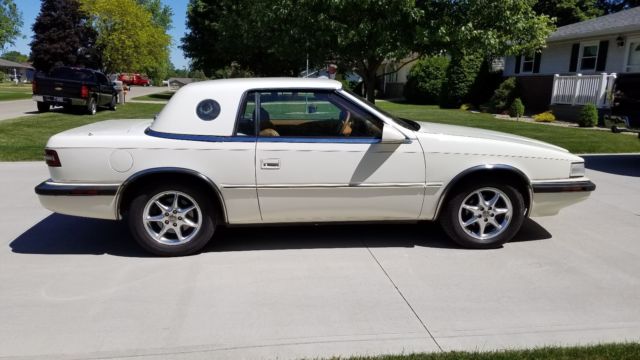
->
[550,73,617,108]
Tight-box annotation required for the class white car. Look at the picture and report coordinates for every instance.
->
[35,78,595,256]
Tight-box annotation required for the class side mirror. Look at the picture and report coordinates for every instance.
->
[380,124,406,143]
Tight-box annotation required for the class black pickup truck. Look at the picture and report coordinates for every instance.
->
[32,67,117,115]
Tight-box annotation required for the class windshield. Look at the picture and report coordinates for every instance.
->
[341,89,420,131]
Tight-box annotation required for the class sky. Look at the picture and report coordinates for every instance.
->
[4,0,191,69]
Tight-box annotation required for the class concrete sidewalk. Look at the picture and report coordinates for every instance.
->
[0,158,638,359]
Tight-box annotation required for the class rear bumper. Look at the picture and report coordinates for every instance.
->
[33,95,88,107]
[530,179,595,217]
[35,180,120,220]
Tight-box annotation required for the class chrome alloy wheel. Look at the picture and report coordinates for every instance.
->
[458,187,513,241]
[142,191,202,245]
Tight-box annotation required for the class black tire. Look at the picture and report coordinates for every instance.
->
[440,181,526,249]
[62,104,73,113]
[37,102,50,113]
[87,97,97,115]
[611,126,620,133]
[128,183,216,256]
[109,95,117,110]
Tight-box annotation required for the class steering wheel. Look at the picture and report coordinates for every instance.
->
[337,111,352,136]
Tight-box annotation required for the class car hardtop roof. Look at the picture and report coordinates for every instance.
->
[182,77,343,92]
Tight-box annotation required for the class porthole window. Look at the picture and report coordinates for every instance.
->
[196,99,221,121]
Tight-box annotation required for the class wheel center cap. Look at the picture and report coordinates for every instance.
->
[482,210,491,218]
[168,215,178,222]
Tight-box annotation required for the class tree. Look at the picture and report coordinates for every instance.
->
[1,50,27,63]
[595,0,640,13]
[0,0,22,51]
[182,0,554,103]
[30,0,99,72]
[182,0,313,78]
[81,0,170,78]
[136,0,172,30]
[534,0,602,26]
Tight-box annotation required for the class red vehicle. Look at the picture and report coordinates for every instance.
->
[118,73,151,86]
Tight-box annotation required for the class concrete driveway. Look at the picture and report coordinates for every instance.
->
[0,86,167,122]
[1,155,639,359]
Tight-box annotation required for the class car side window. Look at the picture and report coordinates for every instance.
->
[256,90,383,138]
[235,91,257,136]
[96,73,109,85]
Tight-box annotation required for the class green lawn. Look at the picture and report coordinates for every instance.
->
[377,101,640,154]
[334,343,640,360]
[132,91,174,101]
[0,100,638,162]
[0,103,164,161]
[0,84,32,101]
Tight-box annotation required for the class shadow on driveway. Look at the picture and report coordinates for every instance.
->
[9,214,551,257]
[583,154,640,177]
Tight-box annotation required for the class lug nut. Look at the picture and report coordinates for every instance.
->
[173,210,177,214]
[173,223,177,227]
[178,217,182,220]
[164,220,169,224]
[165,212,169,216]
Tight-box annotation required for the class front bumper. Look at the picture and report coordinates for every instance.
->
[530,179,596,217]
[35,180,120,220]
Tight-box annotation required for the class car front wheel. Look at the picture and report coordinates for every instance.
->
[128,184,216,256]
[440,182,525,249]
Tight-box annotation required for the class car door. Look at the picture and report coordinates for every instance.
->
[252,89,425,223]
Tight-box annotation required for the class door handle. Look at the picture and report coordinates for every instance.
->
[261,159,280,170]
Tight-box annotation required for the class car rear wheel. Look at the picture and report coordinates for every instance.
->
[87,97,97,115]
[37,102,50,113]
[440,182,525,249]
[128,184,216,256]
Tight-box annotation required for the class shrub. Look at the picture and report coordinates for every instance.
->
[466,59,504,107]
[578,103,598,127]
[533,111,556,122]
[509,98,525,119]
[489,77,517,113]
[403,56,449,104]
[459,103,473,111]
[439,52,483,108]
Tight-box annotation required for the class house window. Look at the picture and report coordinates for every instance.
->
[625,38,640,73]
[521,55,534,73]
[579,42,599,71]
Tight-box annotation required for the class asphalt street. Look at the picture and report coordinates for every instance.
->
[0,86,167,122]
[0,155,638,360]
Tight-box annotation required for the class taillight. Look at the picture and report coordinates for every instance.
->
[32,79,37,93]
[44,149,61,167]
[80,85,89,98]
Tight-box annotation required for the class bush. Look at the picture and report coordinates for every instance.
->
[489,77,517,113]
[403,56,449,104]
[578,103,598,127]
[439,52,483,108]
[533,111,556,122]
[509,98,525,118]
[466,59,504,107]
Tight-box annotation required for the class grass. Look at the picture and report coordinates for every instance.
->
[331,343,640,360]
[377,102,640,154]
[0,99,639,161]
[0,103,164,161]
[132,91,174,101]
[0,83,32,101]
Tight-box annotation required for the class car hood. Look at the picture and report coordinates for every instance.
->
[415,121,568,153]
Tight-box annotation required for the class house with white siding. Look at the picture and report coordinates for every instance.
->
[503,6,640,118]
